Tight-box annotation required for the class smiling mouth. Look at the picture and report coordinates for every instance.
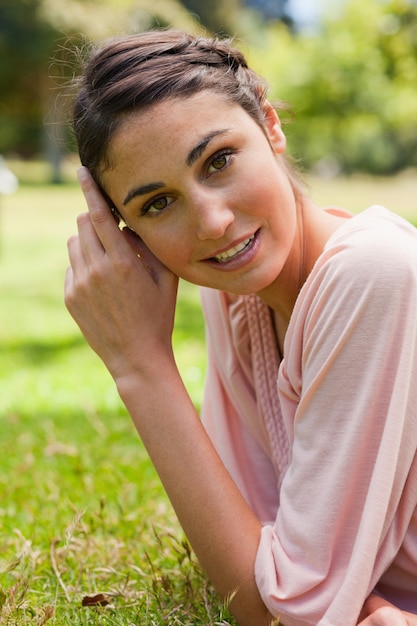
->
[211,234,256,263]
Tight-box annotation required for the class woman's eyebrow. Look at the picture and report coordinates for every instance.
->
[185,129,231,167]
[123,181,165,206]
[123,129,231,206]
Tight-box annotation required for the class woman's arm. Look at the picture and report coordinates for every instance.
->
[65,170,416,626]
[65,168,275,626]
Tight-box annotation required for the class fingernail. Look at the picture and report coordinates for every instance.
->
[77,166,90,185]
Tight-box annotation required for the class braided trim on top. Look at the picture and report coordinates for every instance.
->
[245,294,291,486]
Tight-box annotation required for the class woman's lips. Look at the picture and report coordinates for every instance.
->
[204,229,261,270]
[211,234,255,262]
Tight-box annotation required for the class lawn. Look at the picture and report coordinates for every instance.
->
[0,162,416,624]
[0,168,218,624]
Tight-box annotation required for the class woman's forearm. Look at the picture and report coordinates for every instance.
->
[120,364,417,626]
[116,364,275,626]
[67,171,415,626]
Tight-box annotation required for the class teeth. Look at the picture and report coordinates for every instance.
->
[214,236,254,262]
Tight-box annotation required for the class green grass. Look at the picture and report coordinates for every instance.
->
[0,162,416,624]
[0,174,227,624]
[306,168,417,224]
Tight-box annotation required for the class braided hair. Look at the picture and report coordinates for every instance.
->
[74,30,274,186]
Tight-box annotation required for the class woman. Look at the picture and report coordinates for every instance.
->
[65,30,417,625]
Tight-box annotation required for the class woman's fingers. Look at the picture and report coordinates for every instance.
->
[358,607,417,625]
[358,594,417,625]
[121,226,169,285]
[64,166,179,381]
[76,167,168,285]
[77,167,132,260]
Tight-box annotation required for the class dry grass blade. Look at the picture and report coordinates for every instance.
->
[50,539,71,603]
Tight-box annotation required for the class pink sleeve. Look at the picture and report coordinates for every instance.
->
[200,288,281,524]
[255,215,417,624]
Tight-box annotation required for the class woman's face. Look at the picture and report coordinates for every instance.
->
[101,91,300,297]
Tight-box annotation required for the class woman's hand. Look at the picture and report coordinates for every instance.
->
[358,593,417,625]
[64,172,273,626]
[65,167,179,383]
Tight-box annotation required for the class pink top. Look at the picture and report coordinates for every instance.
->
[200,206,417,625]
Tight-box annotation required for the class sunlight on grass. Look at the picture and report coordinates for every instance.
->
[307,169,417,224]
[0,177,229,624]
[0,167,415,623]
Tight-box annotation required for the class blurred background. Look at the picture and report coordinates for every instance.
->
[0,2,416,622]
[1,0,417,180]
[0,0,416,506]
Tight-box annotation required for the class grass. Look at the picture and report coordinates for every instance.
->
[306,168,417,224]
[0,160,416,624]
[0,168,225,624]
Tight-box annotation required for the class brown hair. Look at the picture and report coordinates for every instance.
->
[73,29,301,211]
[75,31,286,169]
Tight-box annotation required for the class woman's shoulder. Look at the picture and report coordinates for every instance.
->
[321,205,417,284]
[326,205,417,253]
[292,205,417,334]
[285,206,417,387]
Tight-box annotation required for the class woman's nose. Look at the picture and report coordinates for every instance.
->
[191,190,235,241]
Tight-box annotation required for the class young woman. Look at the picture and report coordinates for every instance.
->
[65,30,417,625]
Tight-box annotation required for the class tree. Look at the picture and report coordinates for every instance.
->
[0,0,198,179]
[248,0,417,173]
[0,0,59,156]
[178,0,244,35]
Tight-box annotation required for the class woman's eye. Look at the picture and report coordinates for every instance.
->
[207,151,232,175]
[142,195,174,215]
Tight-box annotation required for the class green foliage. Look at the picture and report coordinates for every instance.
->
[179,0,244,35]
[249,0,417,174]
[0,0,56,155]
[0,0,197,159]
[3,0,417,173]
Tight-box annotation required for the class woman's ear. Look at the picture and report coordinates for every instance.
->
[263,102,286,154]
